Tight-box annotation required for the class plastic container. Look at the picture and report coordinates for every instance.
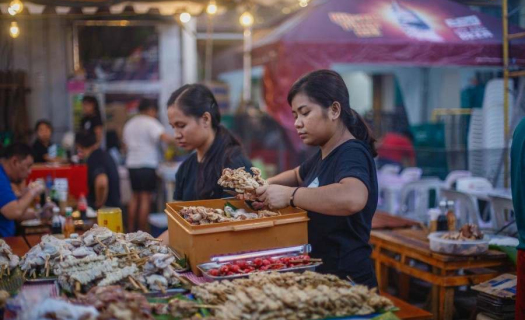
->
[428,231,489,255]
[165,199,309,275]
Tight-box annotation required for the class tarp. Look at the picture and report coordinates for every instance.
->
[215,0,525,151]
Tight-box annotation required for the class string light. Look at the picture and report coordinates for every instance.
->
[206,0,218,15]
[179,12,192,23]
[299,0,309,8]
[8,0,23,16]
[10,21,20,38]
[239,11,254,28]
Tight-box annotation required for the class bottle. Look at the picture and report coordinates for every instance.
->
[63,207,75,238]
[428,208,441,232]
[50,183,59,206]
[437,201,448,231]
[51,207,62,235]
[446,200,456,231]
[78,193,87,220]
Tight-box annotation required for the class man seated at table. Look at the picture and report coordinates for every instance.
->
[75,131,121,209]
[0,143,45,237]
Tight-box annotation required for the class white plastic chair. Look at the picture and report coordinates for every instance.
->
[398,177,442,222]
[443,170,472,190]
[378,167,423,215]
[489,190,516,235]
[399,167,423,183]
[379,164,402,176]
[441,177,495,230]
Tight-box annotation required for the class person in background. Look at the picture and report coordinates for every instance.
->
[75,131,120,210]
[254,70,378,287]
[123,98,176,232]
[511,117,525,319]
[157,84,252,243]
[0,143,45,237]
[81,96,104,144]
[376,130,415,169]
[32,120,53,163]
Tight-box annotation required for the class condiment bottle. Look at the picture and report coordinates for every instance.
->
[446,200,456,231]
[428,208,441,232]
[63,207,74,238]
[78,193,87,220]
[51,207,62,235]
[437,201,449,231]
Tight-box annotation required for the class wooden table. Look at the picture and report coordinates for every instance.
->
[384,293,433,320]
[371,229,511,320]
[372,211,421,230]
[3,236,30,257]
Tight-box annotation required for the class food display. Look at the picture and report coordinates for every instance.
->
[21,285,213,320]
[441,224,484,241]
[429,224,489,255]
[192,271,395,320]
[218,167,267,199]
[0,239,20,277]
[199,254,322,280]
[19,226,185,293]
[179,205,280,225]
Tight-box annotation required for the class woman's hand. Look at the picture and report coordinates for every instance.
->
[256,185,294,210]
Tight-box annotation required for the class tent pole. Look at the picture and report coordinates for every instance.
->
[502,0,510,188]
[205,14,214,83]
[242,27,252,103]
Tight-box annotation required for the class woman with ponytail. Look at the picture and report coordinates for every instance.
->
[166,84,252,201]
[255,70,378,287]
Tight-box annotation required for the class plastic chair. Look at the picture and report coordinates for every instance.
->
[443,170,472,190]
[489,190,516,235]
[399,167,423,183]
[379,164,402,176]
[398,177,442,222]
[441,177,495,230]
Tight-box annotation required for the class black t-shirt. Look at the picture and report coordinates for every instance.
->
[81,115,103,134]
[299,139,378,287]
[32,139,49,163]
[87,148,121,208]
[174,153,252,201]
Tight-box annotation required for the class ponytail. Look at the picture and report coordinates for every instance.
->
[287,69,377,156]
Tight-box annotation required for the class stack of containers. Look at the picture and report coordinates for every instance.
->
[468,108,486,178]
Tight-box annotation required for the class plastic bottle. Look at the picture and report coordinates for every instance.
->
[78,193,88,220]
[437,201,449,231]
[445,200,456,231]
[428,208,441,232]
[51,207,62,235]
[63,207,75,238]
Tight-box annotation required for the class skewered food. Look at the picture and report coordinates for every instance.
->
[218,167,267,199]
[441,224,484,241]
[205,255,320,277]
[0,290,9,308]
[0,239,19,277]
[179,206,280,225]
[192,271,394,320]
[19,225,184,292]
[20,298,99,320]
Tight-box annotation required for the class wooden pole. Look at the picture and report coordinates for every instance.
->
[502,0,510,188]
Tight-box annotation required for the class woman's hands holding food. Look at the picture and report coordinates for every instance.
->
[255,185,294,210]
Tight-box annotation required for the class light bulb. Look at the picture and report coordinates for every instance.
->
[10,22,20,38]
[8,0,23,15]
[180,12,191,23]
[206,1,218,15]
[239,11,254,28]
[299,0,308,8]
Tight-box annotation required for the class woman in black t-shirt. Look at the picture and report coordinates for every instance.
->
[32,120,53,163]
[255,70,379,287]
[158,84,251,242]
[81,96,104,143]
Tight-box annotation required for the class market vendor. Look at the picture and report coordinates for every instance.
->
[158,84,252,242]
[0,143,45,237]
[255,70,378,288]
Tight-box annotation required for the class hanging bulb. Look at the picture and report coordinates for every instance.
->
[179,12,192,23]
[8,0,24,15]
[299,0,309,8]
[239,11,254,28]
[10,21,20,38]
[206,0,218,15]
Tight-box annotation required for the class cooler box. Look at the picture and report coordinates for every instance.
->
[165,199,309,275]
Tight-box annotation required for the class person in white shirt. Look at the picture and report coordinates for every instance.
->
[123,99,175,232]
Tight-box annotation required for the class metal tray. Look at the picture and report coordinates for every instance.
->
[198,245,321,281]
